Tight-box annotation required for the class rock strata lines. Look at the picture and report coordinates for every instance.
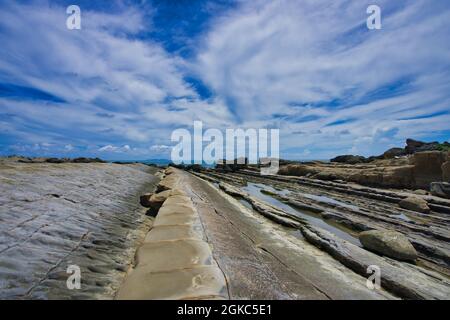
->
[117,168,228,300]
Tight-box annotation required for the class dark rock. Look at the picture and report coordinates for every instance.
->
[148,190,171,211]
[139,193,154,208]
[430,182,450,199]
[330,155,367,164]
[383,148,406,159]
[406,139,442,154]
[45,158,68,163]
[406,139,426,154]
[72,157,106,163]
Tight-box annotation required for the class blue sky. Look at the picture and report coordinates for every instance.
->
[0,0,449,160]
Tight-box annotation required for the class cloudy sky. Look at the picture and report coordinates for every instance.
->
[0,0,449,160]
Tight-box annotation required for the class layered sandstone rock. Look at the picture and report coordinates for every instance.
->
[410,151,446,188]
[442,161,450,182]
[277,151,449,192]
[139,193,153,207]
[117,168,228,300]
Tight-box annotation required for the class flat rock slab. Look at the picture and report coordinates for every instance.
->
[117,266,228,300]
[0,161,160,299]
[153,211,199,227]
[144,225,203,242]
[117,168,228,300]
[302,225,450,300]
[183,171,393,300]
[136,240,214,272]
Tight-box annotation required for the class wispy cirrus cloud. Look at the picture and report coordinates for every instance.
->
[0,0,449,160]
[0,1,234,159]
[195,0,450,158]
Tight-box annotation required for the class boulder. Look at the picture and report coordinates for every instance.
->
[156,175,179,192]
[359,230,418,262]
[406,138,443,154]
[148,190,171,211]
[413,189,428,196]
[399,196,430,214]
[410,151,446,188]
[430,182,450,199]
[405,139,425,154]
[140,193,154,208]
[330,155,367,164]
[165,167,177,175]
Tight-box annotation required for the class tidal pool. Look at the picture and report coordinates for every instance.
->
[243,183,361,246]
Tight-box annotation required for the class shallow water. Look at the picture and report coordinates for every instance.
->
[243,183,361,246]
[301,193,360,211]
[238,199,253,210]
[389,213,412,222]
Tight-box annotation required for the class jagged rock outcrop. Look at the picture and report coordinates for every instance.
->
[405,139,446,154]
[430,182,450,199]
[383,148,406,159]
[359,230,418,262]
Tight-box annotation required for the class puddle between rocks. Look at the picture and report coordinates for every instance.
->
[243,183,361,247]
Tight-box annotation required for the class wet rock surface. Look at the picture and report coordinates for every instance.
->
[190,167,450,299]
[0,159,160,299]
[185,171,394,299]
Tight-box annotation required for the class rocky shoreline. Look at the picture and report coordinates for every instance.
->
[187,168,450,299]
[1,151,449,300]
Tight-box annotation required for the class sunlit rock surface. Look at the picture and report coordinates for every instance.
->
[0,159,159,299]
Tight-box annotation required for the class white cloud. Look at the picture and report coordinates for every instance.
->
[98,145,117,152]
[1,0,449,160]
[195,0,450,157]
[98,144,132,153]
[150,144,171,151]
[0,2,233,151]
